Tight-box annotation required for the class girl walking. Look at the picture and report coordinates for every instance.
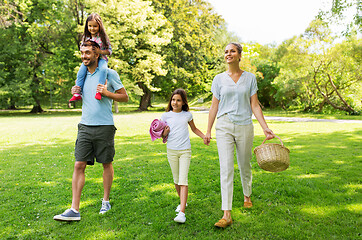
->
[161,89,206,223]
[69,13,112,102]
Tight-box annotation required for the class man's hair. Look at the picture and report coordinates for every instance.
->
[81,40,100,50]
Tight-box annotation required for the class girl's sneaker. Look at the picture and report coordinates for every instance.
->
[175,203,188,212]
[95,92,102,100]
[174,212,186,223]
[69,94,82,102]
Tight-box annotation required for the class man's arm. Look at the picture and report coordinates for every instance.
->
[101,86,129,102]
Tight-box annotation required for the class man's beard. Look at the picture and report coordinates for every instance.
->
[82,58,96,67]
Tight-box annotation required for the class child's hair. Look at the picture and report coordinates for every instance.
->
[166,88,189,112]
[82,13,110,49]
[81,40,100,50]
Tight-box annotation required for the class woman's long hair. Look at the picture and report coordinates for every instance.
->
[166,89,189,112]
[82,13,110,49]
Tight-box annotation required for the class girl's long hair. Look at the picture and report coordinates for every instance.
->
[82,13,110,49]
[166,89,189,112]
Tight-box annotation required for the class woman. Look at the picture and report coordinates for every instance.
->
[204,42,275,228]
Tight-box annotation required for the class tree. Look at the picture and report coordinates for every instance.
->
[273,20,361,114]
[311,36,361,114]
[151,0,226,103]
[0,0,80,112]
[317,0,361,36]
[0,0,173,111]
[243,43,280,108]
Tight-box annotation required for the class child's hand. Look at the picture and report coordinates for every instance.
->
[92,47,101,55]
[162,126,170,137]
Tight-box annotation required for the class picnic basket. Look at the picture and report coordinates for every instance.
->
[254,135,290,172]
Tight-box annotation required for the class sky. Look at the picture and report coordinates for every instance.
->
[206,0,334,45]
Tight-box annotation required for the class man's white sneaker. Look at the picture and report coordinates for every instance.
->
[99,200,111,214]
[53,209,81,221]
[174,212,186,223]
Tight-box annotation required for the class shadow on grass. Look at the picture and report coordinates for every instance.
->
[1,128,361,239]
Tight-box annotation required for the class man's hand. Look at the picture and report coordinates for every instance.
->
[97,80,108,96]
[71,85,81,95]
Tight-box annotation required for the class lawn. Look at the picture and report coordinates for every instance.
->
[0,110,361,239]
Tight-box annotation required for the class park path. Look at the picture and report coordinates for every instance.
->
[190,108,362,123]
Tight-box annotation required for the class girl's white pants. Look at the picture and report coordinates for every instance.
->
[215,115,254,210]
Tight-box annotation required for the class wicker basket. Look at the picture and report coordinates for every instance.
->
[254,135,290,172]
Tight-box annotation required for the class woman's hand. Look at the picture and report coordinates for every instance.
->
[204,132,211,146]
[263,128,275,140]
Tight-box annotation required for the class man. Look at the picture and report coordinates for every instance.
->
[54,40,128,221]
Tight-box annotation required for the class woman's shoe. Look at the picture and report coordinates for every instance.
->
[214,218,232,228]
[244,201,253,208]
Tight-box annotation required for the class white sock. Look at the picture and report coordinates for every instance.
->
[70,207,79,213]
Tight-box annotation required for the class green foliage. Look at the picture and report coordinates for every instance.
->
[317,0,361,36]
[255,60,279,108]
[151,0,226,99]
[273,20,361,114]
[0,0,230,111]
[1,0,360,114]
[243,43,280,108]
[0,0,79,111]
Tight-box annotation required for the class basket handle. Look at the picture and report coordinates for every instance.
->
[262,135,284,147]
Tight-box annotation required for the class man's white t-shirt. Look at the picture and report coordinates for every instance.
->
[161,111,193,150]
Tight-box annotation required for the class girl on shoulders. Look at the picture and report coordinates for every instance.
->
[69,13,112,102]
[161,89,206,223]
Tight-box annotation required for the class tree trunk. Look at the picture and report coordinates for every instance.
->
[114,101,119,113]
[137,82,151,111]
[317,99,327,113]
[30,105,44,113]
[7,104,16,110]
[30,60,44,113]
[312,65,355,114]
[326,73,355,113]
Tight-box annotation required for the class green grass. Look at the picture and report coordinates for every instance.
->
[0,110,361,239]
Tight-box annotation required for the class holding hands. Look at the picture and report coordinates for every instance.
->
[204,132,211,146]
